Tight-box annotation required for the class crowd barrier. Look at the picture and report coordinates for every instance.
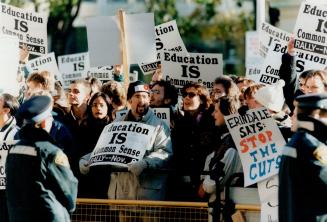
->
[71,198,261,222]
[72,198,209,222]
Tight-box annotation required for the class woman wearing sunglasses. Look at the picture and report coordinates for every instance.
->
[169,83,216,202]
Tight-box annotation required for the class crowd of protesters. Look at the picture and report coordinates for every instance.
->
[0,36,327,222]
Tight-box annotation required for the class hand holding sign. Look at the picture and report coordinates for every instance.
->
[127,160,147,176]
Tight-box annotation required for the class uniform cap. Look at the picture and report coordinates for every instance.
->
[18,96,52,123]
[296,93,327,111]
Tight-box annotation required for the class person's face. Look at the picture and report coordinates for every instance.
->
[150,84,165,107]
[212,102,225,127]
[129,92,150,118]
[246,96,262,110]
[0,96,8,117]
[304,76,325,94]
[182,87,201,111]
[91,96,108,119]
[68,83,89,106]
[114,65,122,74]
[212,83,226,100]
[26,81,43,99]
[298,77,306,92]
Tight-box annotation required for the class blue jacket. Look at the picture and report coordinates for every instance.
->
[6,125,78,222]
[279,118,327,222]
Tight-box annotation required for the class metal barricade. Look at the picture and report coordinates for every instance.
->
[71,198,209,222]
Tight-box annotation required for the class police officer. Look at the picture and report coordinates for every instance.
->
[279,93,327,222]
[6,96,78,222]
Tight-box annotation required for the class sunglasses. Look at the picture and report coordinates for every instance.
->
[182,92,197,98]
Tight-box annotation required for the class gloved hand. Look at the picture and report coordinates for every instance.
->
[127,160,148,176]
[79,153,91,175]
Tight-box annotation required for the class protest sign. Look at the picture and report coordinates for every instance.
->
[129,70,138,82]
[161,51,223,92]
[155,20,188,60]
[253,42,283,84]
[0,35,20,96]
[86,66,115,82]
[89,121,157,167]
[86,13,156,67]
[225,107,286,186]
[58,52,90,89]
[246,31,263,68]
[259,22,291,58]
[25,52,62,84]
[293,2,327,57]
[0,2,47,56]
[0,141,17,189]
[253,40,327,84]
[258,175,279,222]
[153,108,170,126]
[86,16,121,67]
[124,13,156,64]
[139,61,160,77]
[246,66,261,81]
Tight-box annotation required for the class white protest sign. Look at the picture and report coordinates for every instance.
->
[0,141,17,190]
[124,13,156,64]
[58,52,90,88]
[155,20,188,60]
[254,40,327,84]
[0,2,47,56]
[86,13,156,67]
[293,2,327,56]
[225,107,286,186]
[0,35,19,96]
[86,16,121,67]
[86,66,115,82]
[259,22,291,58]
[129,70,138,82]
[246,66,261,81]
[246,31,263,68]
[305,0,327,5]
[153,108,170,126]
[254,42,283,84]
[25,52,62,83]
[89,121,157,167]
[258,175,279,222]
[161,51,223,91]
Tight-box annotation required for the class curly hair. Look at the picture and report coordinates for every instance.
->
[181,83,212,110]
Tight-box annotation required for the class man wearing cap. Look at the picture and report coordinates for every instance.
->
[6,96,78,222]
[279,93,327,222]
[107,80,172,202]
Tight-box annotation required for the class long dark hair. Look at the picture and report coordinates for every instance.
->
[87,92,111,121]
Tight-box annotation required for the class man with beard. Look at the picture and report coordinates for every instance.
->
[149,80,178,128]
[279,93,327,222]
[107,81,172,208]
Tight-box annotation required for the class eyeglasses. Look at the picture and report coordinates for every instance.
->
[182,92,197,98]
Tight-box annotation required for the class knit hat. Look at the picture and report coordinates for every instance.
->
[18,96,52,123]
[127,80,149,100]
[254,80,285,112]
